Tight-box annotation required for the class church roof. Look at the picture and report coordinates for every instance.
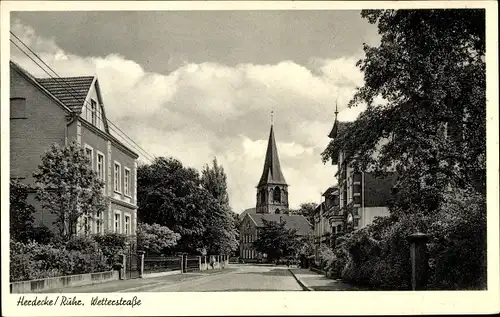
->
[258,125,287,187]
[240,207,256,218]
[247,214,312,236]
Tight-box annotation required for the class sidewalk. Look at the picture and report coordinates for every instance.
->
[289,268,365,291]
[43,268,234,293]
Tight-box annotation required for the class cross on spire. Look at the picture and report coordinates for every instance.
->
[335,99,339,118]
[271,110,274,125]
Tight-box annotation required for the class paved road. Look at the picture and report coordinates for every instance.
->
[45,265,302,293]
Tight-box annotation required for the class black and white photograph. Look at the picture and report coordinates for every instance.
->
[1,1,498,316]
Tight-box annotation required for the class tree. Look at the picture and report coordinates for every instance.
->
[201,157,238,254]
[33,141,107,240]
[137,222,180,255]
[201,157,230,206]
[9,180,35,242]
[289,202,317,225]
[137,157,209,254]
[321,9,486,215]
[253,219,300,263]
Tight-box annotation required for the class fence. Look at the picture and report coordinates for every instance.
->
[115,253,231,278]
[144,256,182,274]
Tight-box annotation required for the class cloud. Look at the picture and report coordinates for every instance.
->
[10,19,365,212]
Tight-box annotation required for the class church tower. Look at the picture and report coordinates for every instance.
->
[256,123,289,214]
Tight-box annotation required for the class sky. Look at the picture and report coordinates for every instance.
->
[10,10,380,213]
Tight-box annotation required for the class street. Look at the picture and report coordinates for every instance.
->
[44,265,303,293]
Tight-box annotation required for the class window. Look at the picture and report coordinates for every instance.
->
[114,162,121,193]
[91,99,97,126]
[97,153,105,180]
[96,211,102,234]
[10,98,27,119]
[125,216,130,235]
[124,168,131,196]
[84,145,93,169]
[114,213,121,233]
[84,217,90,234]
[273,186,281,203]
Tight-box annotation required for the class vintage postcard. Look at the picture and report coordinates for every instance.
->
[1,1,498,316]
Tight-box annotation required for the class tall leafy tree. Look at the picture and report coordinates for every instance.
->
[253,219,300,263]
[322,9,486,215]
[33,141,107,240]
[137,157,208,253]
[201,157,238,254]
[9,180,35,242]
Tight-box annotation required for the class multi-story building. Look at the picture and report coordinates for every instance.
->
[312,186,341,259]
[10,61,139,241]
[324,105,397,232]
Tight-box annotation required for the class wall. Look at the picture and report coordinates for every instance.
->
[10,67,68,183]
[239,215,258,259]
[359,207,390,229]
[10,270,119,294]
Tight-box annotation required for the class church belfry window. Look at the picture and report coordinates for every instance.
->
[273,186,281,203]
[260,190,266,205]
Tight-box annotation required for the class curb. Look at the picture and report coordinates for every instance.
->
[117,269,230,293]
[288,269,313,291]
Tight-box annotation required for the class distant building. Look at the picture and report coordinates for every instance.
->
[10,61,139,241]
[312,186,340,258]
[239,123,311,261]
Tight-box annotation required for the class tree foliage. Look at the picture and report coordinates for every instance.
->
[137,222,180,255]
[10,180,35,242]
[253,219,300,262]
[33,141,108,240]
[322,9,486,215]
[201,158,239,254]
[137,156,238,254]
[289,202,317,225]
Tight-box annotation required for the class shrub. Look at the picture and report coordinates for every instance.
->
[10,238,111,282]
[427,188,486,290]
[94,232,128,265]
[10,180,35,242]
[28,226,56,245]
[65,235,101,254]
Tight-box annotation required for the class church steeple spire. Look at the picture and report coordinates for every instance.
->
[258,124,287,187]
[256,120,289,214]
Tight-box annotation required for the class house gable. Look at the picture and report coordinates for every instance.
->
[80,78,109,133]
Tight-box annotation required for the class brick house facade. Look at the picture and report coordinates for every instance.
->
[9,61,139,241]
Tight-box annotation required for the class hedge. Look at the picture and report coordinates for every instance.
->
[10,233,128,282]
[328,187,486,290]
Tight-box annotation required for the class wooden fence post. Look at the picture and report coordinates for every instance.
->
[407,232,430,290]
[180,255,184,273]
[198,256,202,271]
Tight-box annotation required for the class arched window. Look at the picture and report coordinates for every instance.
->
[260,190,266,204]
[275,209,280,214]
[273,186,281,203]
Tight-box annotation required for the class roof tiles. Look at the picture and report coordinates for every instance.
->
[36,76,94,112]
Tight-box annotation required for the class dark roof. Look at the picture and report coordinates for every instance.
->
[36,76,95,112]
[328,120,350,139]
[240,207,256,218]
[248,214,312,235]
[363,172,398,207]
[258,125,287,186]
[322,186,338,197]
